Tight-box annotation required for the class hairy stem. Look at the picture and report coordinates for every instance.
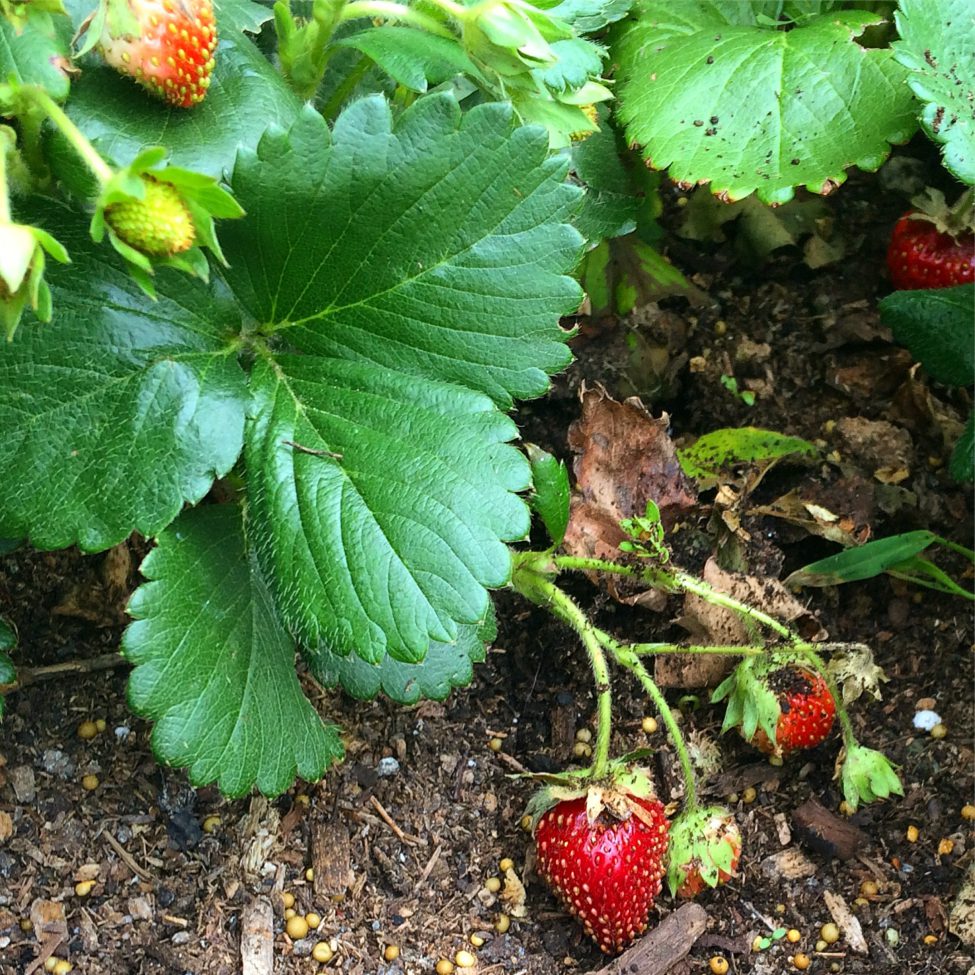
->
[340,1,457,36]
[511,556,612,779]
[0,132,11,224]
[601,633,699,811]
[21,87,113,185]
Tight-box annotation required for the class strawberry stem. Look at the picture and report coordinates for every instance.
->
[341,1,458,36]
[18,87,113,186]
[0,130,12,225]
[511,555,613,779]
[603,635,699,812]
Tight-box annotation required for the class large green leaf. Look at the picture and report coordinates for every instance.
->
[124,504,343,796]
[0,201,248,551]
[893,0,975,186]
[50,32,301,196]
[613,3,918,203]
[225,97,580,663]
[314,609,495,703]
[0,15,73,100]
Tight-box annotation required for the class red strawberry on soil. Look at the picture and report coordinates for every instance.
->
[91,0,217,108]
[714,657,836,760]
[534,786,669,954]
[887,188,975,290]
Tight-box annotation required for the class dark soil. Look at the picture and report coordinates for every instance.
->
[1,154,973,975]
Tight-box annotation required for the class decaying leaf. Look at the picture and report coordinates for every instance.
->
[501,866,528,918]
[826,644,888,705]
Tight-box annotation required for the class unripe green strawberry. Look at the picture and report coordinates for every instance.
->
[106,177,195,257]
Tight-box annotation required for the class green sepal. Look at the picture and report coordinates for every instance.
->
[712,656,780,745]
[525,443,570,548]
[0,216,70,339]
[839,743,903,811]
[90,147,244,297]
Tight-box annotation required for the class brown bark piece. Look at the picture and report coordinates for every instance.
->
[587,903,708,975]
[240,898,274,975]
[792,798,869,861]
[312,817,353,899]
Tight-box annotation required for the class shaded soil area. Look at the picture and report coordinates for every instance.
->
[1,155,973,975]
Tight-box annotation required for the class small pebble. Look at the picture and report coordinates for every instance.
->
[377,757,400,778]
[383,945,400,962]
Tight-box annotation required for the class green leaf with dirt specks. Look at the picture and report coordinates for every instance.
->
[612,3,918,203]
[313,609,495,703]
[678,427,818,483]
[893,0,975,186]
[123,504,344,797]
[0,15,73,99]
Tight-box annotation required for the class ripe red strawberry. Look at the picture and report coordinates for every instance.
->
[96,0,217,108]
[667,806,741,899]
[106,176,195,257]
[534,787,669,954]
[751,665,835,757]
[886,188,975,290]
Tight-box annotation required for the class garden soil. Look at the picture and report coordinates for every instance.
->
[1,150,973,975]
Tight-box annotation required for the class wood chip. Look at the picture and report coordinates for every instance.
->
[312,818,353,898]
[792,797,868,861]
[824,890,868,954]
[774,812,792,846]
[950,859,975,947]
[240,898,274,975]
[587,903,707,975]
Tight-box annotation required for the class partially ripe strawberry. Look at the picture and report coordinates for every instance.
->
[752,666,835,757]
[887,188,975,290]
[97,0,217,108]
[666,806,741,898]
[105,176,195,257]
[534,787,669,954]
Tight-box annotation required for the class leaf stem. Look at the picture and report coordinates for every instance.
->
[340,1,457,36]
[511,555,612,779]
[18,87,113,185]
[598,631,699,812]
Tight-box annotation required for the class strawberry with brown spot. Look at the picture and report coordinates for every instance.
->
[527,769,669,954]
[713,656,836,759]
[666,805,741,899]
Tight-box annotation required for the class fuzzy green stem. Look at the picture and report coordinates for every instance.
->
[621,640,765,657]
[511,556,613,779]
[601,633,699,812]
[932,534,975,562]
[0,134,11,224]
[320,55,373,121]
[340,1,457,35]
[21,87,113,185]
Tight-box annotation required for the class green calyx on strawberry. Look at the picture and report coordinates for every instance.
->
[527,765,670,955]
[91,146,243,296]
[887,187,975,291]
[666,805,741,899]
[837,743,903,812]
[712,655,836,759]
[78,0,217,109]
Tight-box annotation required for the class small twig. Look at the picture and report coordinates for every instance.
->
[5,652,127,690]
[369,795,422,847]
[415,844,442,889]
[282,440,343,460]
[101,830,154,882]
[491,750,531,775]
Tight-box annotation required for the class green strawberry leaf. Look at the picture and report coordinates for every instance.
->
[212,0,275,35]
[51,32,301,197]
[840,742,903,810]
[879,284,975,388]
[224,97,580,663]
[716,657,779,744]
[535,38,605,92]
[314,608,495,703]
[893,0,975,186]
[0,14,73,100]
[613,4,918,203]
[0,648,13,719]
[0,199,248,551]
[950,411,974,483]
[525,444,570,547]
[336,25,484,92]
[123,504,344,797]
